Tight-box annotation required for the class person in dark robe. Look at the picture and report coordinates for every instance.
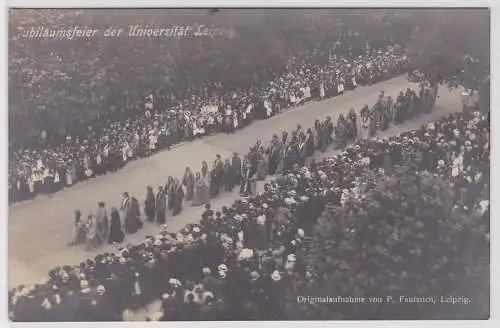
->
[209,163,219,198]
[305,128,315,157]
[312,120,321,151]
[231,153,242,185]
[95,202,109,245]
[276,139,288,174]
[108,207,125,244]
[319,122,328,153]
[214,155,224,195]
[171,179,184,216]
[155,186,166,224]
[347,108,358,141]
[240,158,253,197]
[256,148,268,180]
[182,167,195,202]
[121,192,142,234]
[192,172,210,206]
[144,186,156,222]
[166,176,174,210]
[335,114,347,149]
[325,117,334,145]
[395,91,405,123]
[267,135,281,175]
[69,210,86,246]
[370,105,379,136]
[223,159,234,192]
[131,196,142,222]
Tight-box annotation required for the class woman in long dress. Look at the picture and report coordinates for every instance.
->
[108,207,125,244]
[69,210,86,246]
[192,172,209,206]
[85,214,100,251]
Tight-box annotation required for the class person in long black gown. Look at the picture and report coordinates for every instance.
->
[108,207,125,244]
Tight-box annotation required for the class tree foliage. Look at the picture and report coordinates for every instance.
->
[404,9,490,90]
[286,166,489,320]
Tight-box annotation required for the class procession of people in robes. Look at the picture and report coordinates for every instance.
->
[64,84,438,255]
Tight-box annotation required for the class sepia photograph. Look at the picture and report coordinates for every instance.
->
[7,6,491,322]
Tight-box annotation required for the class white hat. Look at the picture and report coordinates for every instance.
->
[271,270,282,281]
[203,291,215,301]
[97,285,106,294]
[250,271,260,280]
[169,278,182,287]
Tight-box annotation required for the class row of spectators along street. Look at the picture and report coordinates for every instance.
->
[9,46,409,203]
[9,77,490,320]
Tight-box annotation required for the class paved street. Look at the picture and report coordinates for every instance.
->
[8,76,463,289]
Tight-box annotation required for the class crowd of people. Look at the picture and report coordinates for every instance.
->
[9,46,409,204]
[63,84,437,253]
[10,81,488,322]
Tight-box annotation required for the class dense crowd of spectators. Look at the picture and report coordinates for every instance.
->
[9,46,408,204]
[10,82,488,322]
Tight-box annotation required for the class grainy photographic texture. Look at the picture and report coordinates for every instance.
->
[8,8,490,321]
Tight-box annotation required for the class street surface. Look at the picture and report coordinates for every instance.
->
[8,76,463,289]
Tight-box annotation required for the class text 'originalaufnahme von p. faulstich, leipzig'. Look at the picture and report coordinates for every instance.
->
[15,24,235,40]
